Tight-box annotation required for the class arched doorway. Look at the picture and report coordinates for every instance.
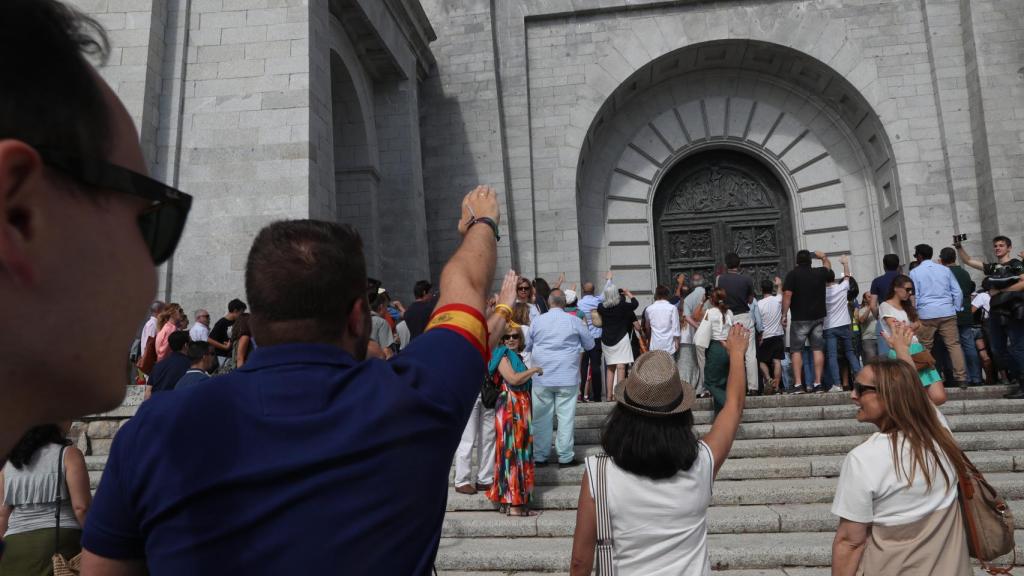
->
[653,150,794,291]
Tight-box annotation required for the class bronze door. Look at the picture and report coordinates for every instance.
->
[654,150,793,293]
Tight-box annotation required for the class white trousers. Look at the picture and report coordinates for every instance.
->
[453,395,496,487]
[733,312,758,391]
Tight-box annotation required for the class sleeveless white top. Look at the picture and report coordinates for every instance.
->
[2,443,81,536]
[585,441,715,576]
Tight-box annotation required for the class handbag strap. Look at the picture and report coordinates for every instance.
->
[595,455,615,575]
[54,443,67,556]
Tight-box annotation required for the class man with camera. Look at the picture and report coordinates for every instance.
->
[958,235,1024,399]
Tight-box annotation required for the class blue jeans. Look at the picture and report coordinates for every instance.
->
[532,385,577,464]
[959,325,982,383]
[988,315,1024,383]
[825,324,862,387]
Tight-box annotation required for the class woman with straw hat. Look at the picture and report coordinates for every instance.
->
[569,325,751,575]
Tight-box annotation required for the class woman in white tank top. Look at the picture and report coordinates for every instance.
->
[569,325,752,576]
[0,424,91,575]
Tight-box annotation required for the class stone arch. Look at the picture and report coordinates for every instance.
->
[329,46,379,268]
[576,40,904,296]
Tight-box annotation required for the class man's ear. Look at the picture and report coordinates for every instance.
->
[346,296,368,337]
[0,140,46,286]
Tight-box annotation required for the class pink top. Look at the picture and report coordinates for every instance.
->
[155,322,177,362]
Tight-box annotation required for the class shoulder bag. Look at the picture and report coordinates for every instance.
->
[959,450,1015,574]
[52,444,82,576]
[595,455,617,575]
[481,366,501,409]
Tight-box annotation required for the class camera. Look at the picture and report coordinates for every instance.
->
[953,233,967,248]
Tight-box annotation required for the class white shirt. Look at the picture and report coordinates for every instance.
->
[824,279,852,329]
[189,322,210,343]
[705,307,733,342]
[832,412,957,526]
[757,294,784,338]
[141,316,158,344]
[972,292,991,314]
[585,443,715,576]
[679,287,705,345]
[645,299,681,354]
[878,301,921,344]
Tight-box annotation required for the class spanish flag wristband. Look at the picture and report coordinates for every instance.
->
[425,303,488,360]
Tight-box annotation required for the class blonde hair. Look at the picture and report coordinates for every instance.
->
[503,325,525,352]
[870,359,967,491]
[156,303,182,331]
[512,302,532,326]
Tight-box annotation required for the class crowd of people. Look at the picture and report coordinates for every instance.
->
[1,1,1021,574]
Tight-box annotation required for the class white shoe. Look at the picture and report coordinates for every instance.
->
[828,385,844,393]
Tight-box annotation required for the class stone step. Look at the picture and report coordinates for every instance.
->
[572,385,1016,415]
[434,531,1024,572]
[452,449,1024,487]
[442,499,1024,538]
[570,413,1024,444]
[572,398,1024,428]
[446,472,1024,511]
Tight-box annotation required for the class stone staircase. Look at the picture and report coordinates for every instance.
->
[81,386,1024,574]
[436,386,1024,575]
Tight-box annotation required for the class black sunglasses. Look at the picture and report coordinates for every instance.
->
[501,334,520,340]
[517,285,531,291]
[39,149,192,265]
[853,383,877,396]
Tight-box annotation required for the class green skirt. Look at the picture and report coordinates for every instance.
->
[0,528,82,576]
[887,341,942,387]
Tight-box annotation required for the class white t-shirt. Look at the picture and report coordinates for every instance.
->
[971,292,990,315]
[831,411,957,527]
[585,443,715,576]
[705,307,733,341]
[878,301,920,344]
[757,294,784,338]
[824,279,852,329]
[189,322,210,344]
[645,300,681,354]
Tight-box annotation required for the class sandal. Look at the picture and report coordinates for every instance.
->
[507,506,540,517]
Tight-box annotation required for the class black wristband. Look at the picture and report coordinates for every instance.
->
[468,216,500,241]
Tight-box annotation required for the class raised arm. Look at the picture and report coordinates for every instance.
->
[957,245,984,271]
[840,254,850,277]
[497,356,542,387]
[488,269,519,350]
[435,185,500,316]
[702,324,750,477]
[816,250,832,270]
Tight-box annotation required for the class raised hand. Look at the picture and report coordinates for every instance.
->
[881,321,915,356]
[724,324,750,356]
[458,185,500,235]
[498,269,518,309]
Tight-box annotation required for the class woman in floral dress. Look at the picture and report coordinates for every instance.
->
[487,326,543,516]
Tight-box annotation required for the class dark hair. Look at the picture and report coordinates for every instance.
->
[601,406,699,480]
[885,274,919,322]
[231,312,252,340]
[939,247,956,264]
[228,298,247,313]
[724,252,740,269]
[186,341,211,363]
[413,280,432,299]
[654,284,670,299]
[914,244,933,260]
[846,276,860,302]
[908,261,919,271]
[367,277,381,292]
[796,249,812,266]
[760,278,774,295]
[534,277,552,314]
[882,253,900,271]
[993,235,1012,248]
[245,220,366,342]
[710,287,728,316]
[370,292,389,311]
[7,424,66,470]
[1,0,111,168]
[168,330,190,353]
[826,268,836,283]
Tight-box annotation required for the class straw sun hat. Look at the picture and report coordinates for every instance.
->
[614,350,695,416]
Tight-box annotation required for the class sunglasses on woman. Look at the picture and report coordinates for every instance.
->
[852,383,877,396]
[39,148,192,265]
[517,285,531,292]
[501,334,520,341]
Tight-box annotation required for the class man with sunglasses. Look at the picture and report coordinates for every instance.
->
[0,0,191,475]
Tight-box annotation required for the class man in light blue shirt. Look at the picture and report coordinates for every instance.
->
[576,272,612,401]
[910,243,967,385]
[528,289,595,467]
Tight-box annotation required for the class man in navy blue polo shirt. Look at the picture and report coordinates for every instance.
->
[81,186,501,574]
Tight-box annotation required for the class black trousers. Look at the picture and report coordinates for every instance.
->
[580,344,603,400]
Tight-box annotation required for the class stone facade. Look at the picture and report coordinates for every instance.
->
[71,0,1023,310]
